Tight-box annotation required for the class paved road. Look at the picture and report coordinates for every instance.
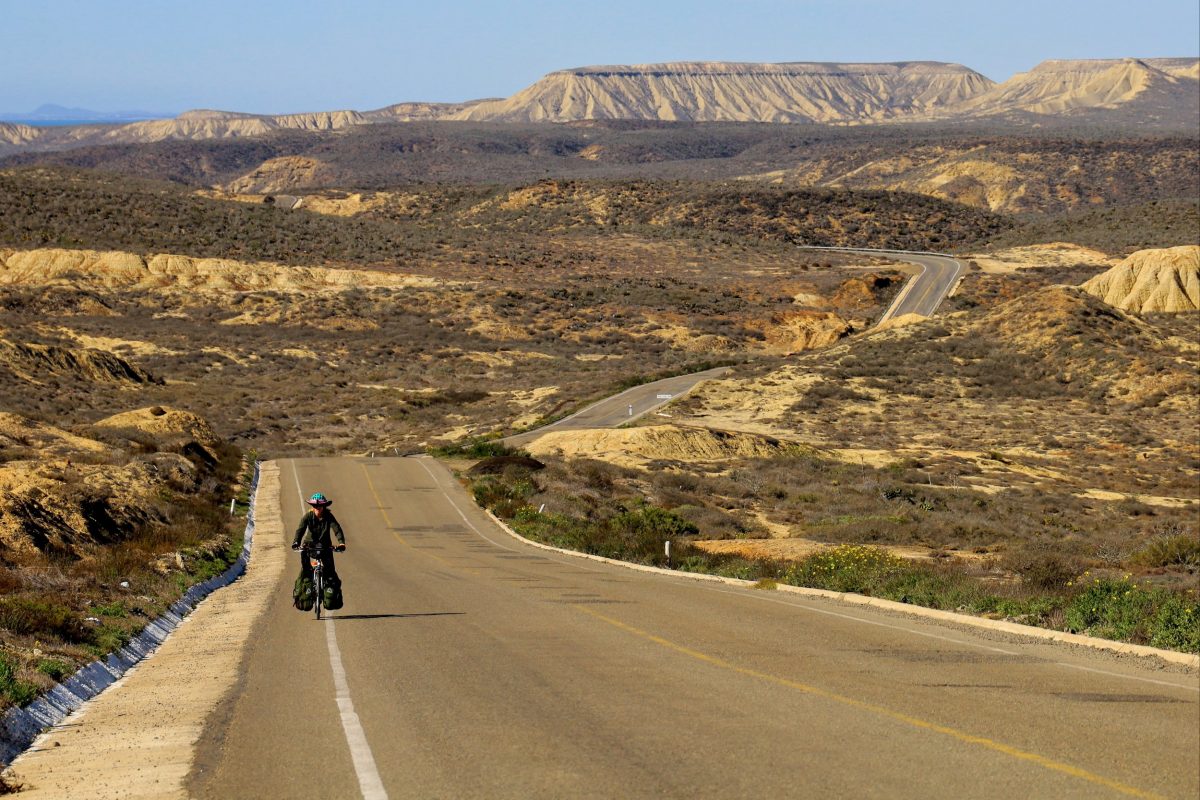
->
[505,366,731,448]
[191,456,1199,799]
[799,246,964,324]
[507,246,961,448]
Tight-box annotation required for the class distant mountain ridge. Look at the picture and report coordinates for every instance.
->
[1,103,173,123]
[1,57,1195,153]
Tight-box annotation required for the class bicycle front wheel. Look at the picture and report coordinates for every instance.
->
[314,573,323,620]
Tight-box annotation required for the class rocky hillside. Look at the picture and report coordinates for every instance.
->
[1081,245,1200,312]
[0,247,444,293]
[453,61,994,124]
[742,136,1199,214]
[0,169,1011,262]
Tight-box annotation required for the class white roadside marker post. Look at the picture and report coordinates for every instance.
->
[665,539,671,568]
[229,498,236,515]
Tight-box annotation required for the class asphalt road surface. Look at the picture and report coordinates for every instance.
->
[190,456,1199,799]
[504,366,731,448]
[799,246,964,323]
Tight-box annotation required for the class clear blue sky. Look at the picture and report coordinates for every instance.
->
[3,0,1198,114]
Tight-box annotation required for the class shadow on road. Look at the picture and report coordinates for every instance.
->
[323,612,466,621]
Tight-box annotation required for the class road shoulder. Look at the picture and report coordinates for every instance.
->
[5,462,287,799]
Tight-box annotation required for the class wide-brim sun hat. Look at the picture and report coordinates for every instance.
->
[307,492,332,507]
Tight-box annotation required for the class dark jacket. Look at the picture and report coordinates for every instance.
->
[293,510,345,549]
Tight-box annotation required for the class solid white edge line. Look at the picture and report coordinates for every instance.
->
[291,460,389,800]
[1051,661,1200,692]
[326,621,389,799]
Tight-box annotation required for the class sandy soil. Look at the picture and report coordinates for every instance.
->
[968,242,1116,274]
[4,463,286,799]
[691,536,987,565]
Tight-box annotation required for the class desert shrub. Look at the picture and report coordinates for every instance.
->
[472,474,536,518]
[429,438,526,459]
[1149,594,1200,652]
[1132,533,1200,571]
[1002,549,1082,590]
[784,545,907,594]
[0,598,89,643]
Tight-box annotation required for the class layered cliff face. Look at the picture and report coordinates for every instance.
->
[364,100,497,121]
[945,58,1199,120]
[452,61,995,123]
[88,109,367,144]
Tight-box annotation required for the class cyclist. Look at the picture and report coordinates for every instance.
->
[292,492,346,590]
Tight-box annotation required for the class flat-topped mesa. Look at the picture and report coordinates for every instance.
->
[452,61,995,124]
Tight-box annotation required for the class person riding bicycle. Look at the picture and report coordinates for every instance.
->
[292,492,346,589]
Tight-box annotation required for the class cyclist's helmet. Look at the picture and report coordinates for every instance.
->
[307,492,332,507]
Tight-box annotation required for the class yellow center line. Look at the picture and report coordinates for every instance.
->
[574,605,1164,800]
[360,462,476,573]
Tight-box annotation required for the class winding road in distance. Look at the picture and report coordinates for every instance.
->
[509,246,964,444]
[798,245,966,325]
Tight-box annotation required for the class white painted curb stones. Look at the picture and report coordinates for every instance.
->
[483,510,1200,670]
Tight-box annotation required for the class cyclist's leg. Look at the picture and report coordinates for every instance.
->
[322,550,340,585]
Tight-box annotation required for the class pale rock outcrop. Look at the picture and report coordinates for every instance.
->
[364,100,493,121]
[453,61,994,123]
[94,406,221,460]
[0,339,153,385]
[0,248,451,293]
[88,109,366,145]
[763,311,852,353]
[946,58,1199,117]
[0,121,41,146]
[223,156,332,193]
[1081,245,1200,313]
[524,424,788,468]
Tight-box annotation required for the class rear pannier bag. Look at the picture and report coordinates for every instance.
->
[293,574,315,611]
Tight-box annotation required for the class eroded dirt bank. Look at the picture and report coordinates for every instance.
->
[4,463,285,799]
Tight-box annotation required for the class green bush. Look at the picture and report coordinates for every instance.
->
[36,658,72,681]
[1065,577,1168,645]
[429,438,526,459]
[0,655,37,707]
[1149,594,1200,652]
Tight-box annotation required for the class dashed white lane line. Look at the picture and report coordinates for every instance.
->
[291,461,388,800]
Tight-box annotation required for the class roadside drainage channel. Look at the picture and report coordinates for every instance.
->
[0,463,261,766]
[483,510,1200,670]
